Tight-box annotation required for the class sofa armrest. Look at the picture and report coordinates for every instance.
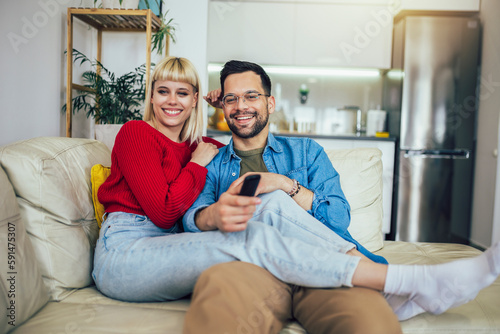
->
[0,137,111,301]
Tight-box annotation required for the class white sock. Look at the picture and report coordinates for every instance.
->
[383,293,426,321]
[383,242,500,315]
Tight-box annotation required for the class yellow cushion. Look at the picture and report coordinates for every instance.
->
[91,164,111,228]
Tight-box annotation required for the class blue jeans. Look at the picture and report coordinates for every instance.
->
[92,190,360,302]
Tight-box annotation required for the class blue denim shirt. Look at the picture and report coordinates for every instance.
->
[183,133,387,264]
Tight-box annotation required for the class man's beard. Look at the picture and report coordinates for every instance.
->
[227,110,269,139]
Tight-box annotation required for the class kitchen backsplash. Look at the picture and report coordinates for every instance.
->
[207,68,384,136]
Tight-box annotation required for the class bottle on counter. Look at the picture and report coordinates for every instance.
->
[366,106,387,137]
[299,84,309,104]
[338,105,363,136]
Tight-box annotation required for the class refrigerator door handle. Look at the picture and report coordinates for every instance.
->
[403,150,471,159]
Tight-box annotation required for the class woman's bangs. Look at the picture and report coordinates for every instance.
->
[154,59,197,92]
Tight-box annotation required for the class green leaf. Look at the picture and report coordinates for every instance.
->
[61,49,147,124]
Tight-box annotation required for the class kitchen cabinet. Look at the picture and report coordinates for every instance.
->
[208,2,295,66]
[224,0,393,3]
[394,0,480,13]
[208,1,393,68]
[208,133,395,235]
[294,3,393,68]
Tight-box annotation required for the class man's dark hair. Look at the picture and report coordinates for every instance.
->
[220,60,272,96]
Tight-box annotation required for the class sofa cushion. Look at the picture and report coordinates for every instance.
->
[91,164,111,228]
[0,137,111,301]
[377,241,500,333]
[7,301,188,334]
[18,286,305,334]
[0,167,49,333]
[326,148,383,252]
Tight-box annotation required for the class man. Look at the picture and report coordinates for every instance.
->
[181,60,401,334]
[181,60,500,333]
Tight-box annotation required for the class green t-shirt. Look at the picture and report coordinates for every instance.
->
[233,147,268,176]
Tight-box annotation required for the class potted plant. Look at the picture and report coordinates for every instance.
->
[62,49,147,149]
[143,0,176,55]
[151,9,176,55]
[94,0,176,55]
[100,0,140,9]
[121,0,140,9]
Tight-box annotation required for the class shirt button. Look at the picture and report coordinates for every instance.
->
[232,172,236,176]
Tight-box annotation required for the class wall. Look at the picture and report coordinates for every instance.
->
[166,0,210,127]
[471,0,500,247]
[493,116,500,244]
[0,0,91,146]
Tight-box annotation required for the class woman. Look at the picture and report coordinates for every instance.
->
[92,56,222,300]
[93,57,500,322]
[94,56,222,231]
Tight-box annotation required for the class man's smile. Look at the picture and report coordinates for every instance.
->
[230,112,257,121]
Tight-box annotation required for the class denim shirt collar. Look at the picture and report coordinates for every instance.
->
[222,132,283,164]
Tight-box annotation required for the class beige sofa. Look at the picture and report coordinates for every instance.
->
[1,136,499,334]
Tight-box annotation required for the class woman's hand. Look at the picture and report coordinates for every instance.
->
[190,142,219,167]
[204,88,223,109]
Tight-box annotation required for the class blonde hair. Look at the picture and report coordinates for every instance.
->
[143,56,204,144]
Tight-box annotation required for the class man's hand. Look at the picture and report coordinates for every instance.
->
[195,180,261,232]
[204,88,223,109]
[197,173,294,233]
[232,172,293,196]
[195,172,313,232]
[234,172,313,212]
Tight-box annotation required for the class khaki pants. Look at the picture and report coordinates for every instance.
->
[184,262,402,334]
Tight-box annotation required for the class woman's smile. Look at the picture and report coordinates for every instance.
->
[163,108,183,116]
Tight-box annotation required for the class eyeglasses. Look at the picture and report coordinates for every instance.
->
[222,92,270,107]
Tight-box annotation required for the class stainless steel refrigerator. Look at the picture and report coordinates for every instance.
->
[384,15,481,242]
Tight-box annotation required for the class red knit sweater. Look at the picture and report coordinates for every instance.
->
[98,120,224,229]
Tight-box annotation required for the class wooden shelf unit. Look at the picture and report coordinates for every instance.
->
[66,7,163,137]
